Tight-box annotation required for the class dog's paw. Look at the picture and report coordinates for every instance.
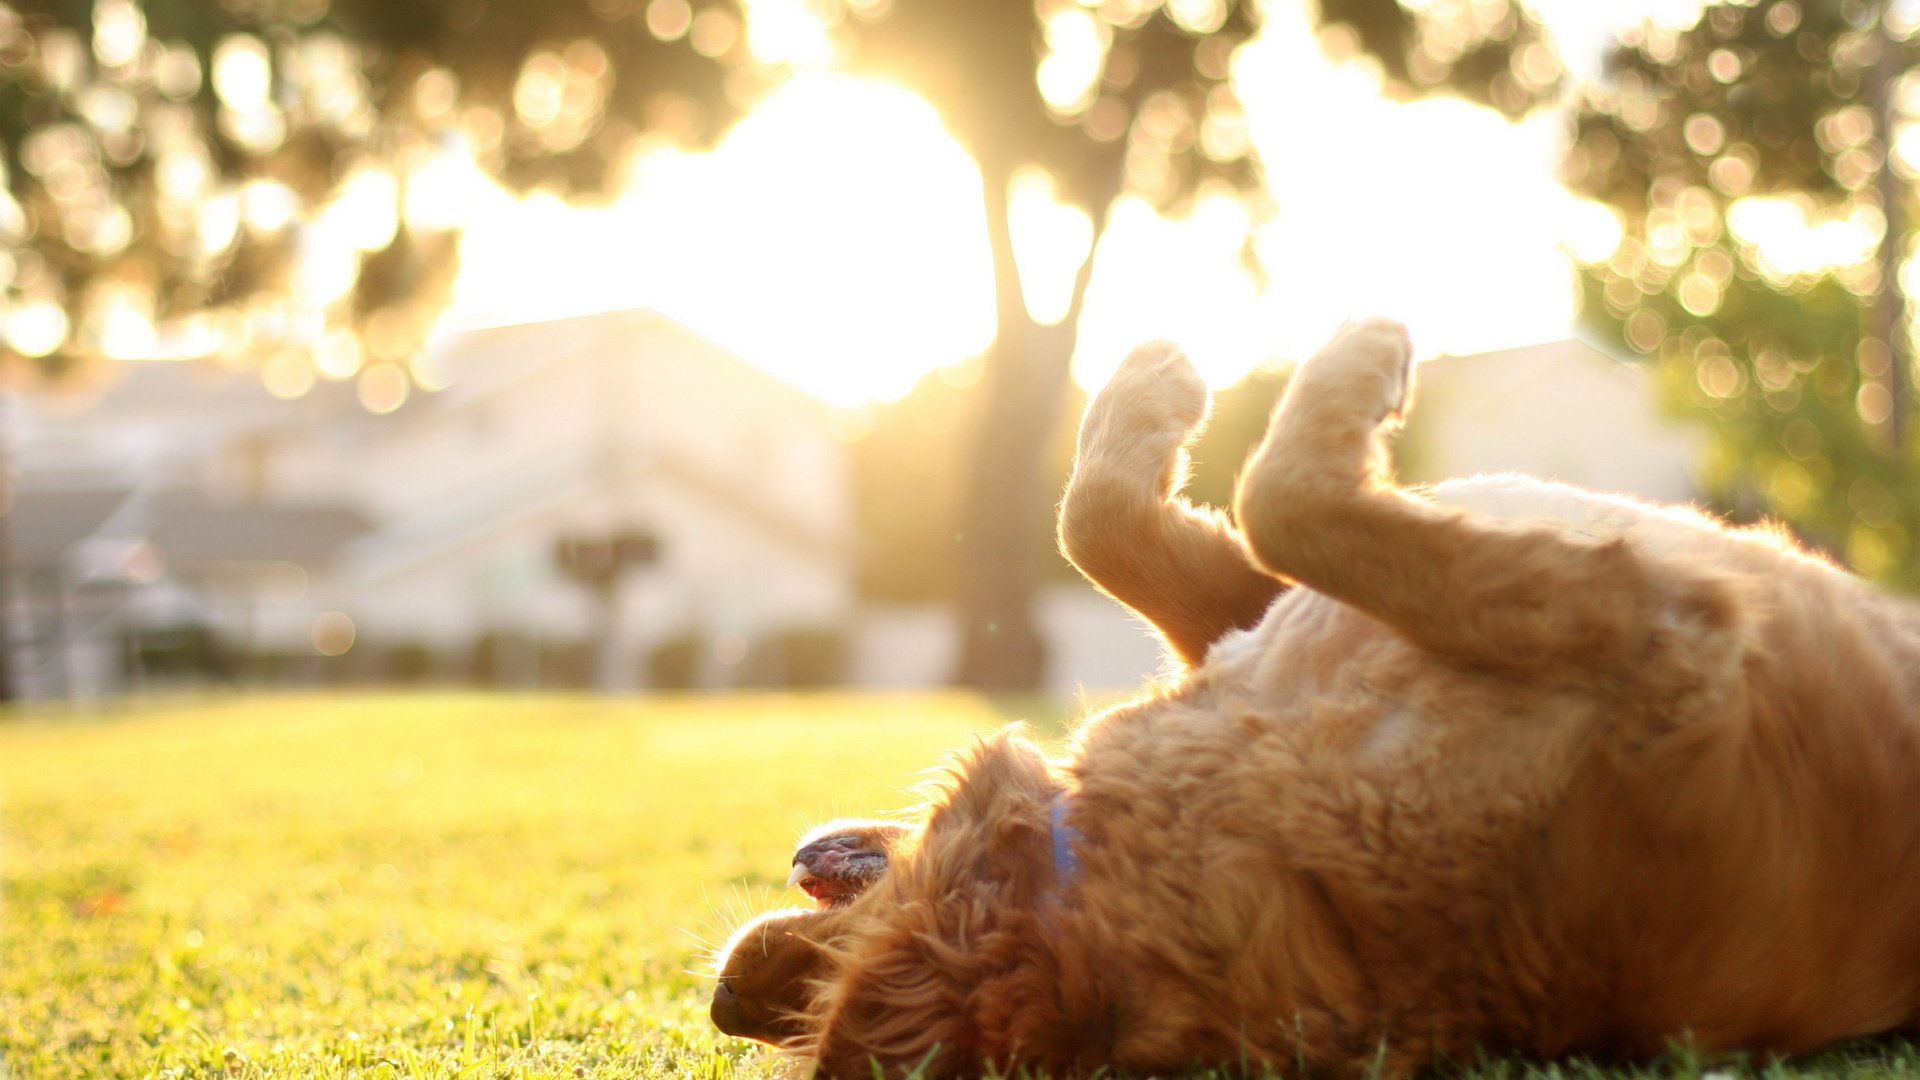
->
[1082,341,1211,454]
[1295,318,1414,426]
[1235,320,1415,515]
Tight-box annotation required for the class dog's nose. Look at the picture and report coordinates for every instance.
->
[710,981,749,1036]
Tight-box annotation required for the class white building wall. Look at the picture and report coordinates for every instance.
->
[850,584,1169,696]
[1398,340,1702,503]
[89,310,861,693]
[1035,587,1172,696]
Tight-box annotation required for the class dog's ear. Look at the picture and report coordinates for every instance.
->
[912,725,1062,901]
[803,895,982,1079]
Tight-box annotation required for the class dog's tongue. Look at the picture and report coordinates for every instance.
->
[788,864,861,906]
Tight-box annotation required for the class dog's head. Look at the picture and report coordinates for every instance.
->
[711,906,848,1044]
[800,728,1094,1079]
[711,820,917,1045]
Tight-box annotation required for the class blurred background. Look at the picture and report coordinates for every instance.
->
[0,0,1913,701]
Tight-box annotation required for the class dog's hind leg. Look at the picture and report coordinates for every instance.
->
[1232,320,1741,690]
[1060,342,1288,667]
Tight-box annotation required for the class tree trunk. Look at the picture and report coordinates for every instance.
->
[953,164,1053,690]
[0,524,15,702]
[1871,8,1910,451]
[0,396,17,704]
[952,162,1113,691]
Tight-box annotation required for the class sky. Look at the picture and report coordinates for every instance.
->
[433,0,1708,406]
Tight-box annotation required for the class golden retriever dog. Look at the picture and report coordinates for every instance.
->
[711,319,1920,1078]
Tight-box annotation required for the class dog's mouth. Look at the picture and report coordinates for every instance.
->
[788,831,892,906]
[788,863,863,905]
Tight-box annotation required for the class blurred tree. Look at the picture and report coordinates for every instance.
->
[1319,0,1920,589]
[862,0,1566,687]
[825,0,1268,689]
[850,363,978,607]
[850,358,1081,608]
[2,0,1271,693]
[1,0,752,382]
[1312,0,1565,120]
[1561,0,1920,587]
[1180,363,1288,509]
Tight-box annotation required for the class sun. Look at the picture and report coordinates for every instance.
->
[650,74,997,406]
[445,72,997,407]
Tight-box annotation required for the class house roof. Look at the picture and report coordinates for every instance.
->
[16,309,849,588]
[339,309,851,583]
[146,492,373,570]
[9,488,130,564]
[420,308,835,419]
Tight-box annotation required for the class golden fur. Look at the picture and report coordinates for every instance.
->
[716,320,1920,1078]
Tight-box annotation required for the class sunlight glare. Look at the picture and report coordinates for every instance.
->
[445,73,993,406]
[6,301,71,359]
[1038,6,1108,114]
[403,139,492,231]
[322,166,400,253]
[1726,195,1884,280]
[1074,193,1263,391]
[91,0,146,69]
[1564,198,1625,265]
[195,190,240,256]
[91,285,157,361]
[744,0,838,67]
[1228,2,1580,368]
[211,34,271,112]
[663,75,994,403]
[440,0,1645,407]
[294,234,360,306]
[241,179,300,233]
[314,329,364,381]
[1009,168,1095,326]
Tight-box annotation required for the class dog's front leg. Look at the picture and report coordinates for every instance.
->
[1060,342,1288,667]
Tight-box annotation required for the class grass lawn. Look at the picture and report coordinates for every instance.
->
[8,691,1920,1080]
[0,691,1039,1079]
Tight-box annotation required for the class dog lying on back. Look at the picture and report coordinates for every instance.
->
[711,321,1920,1078]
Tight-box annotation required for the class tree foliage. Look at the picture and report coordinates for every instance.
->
[818,0,1270,688]
[835,0,1261,207]
[1563,0,1920,586]
[0,0,757,386]
[1314,0,1565,118]
[1321,0,1920,589]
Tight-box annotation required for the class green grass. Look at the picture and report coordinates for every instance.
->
[0,691,1033,1079]
[8,692,1920,1080]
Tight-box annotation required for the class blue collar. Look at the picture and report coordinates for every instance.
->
[1049,791,1083,882]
